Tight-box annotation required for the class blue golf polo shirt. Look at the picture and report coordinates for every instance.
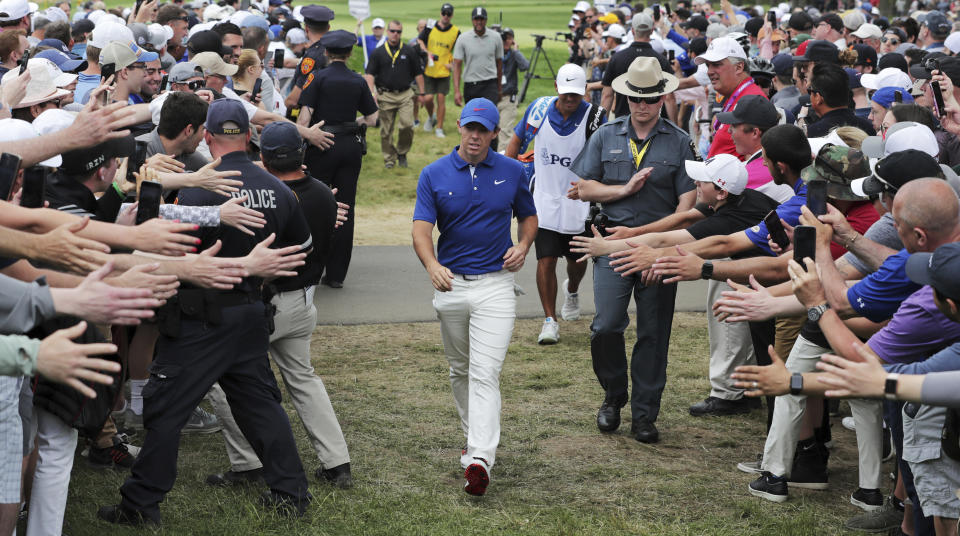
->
[847,248,921,323]
[743,178,808,255]
[414,147,537,275]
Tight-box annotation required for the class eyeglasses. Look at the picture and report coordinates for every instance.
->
[881,36,900,45]
[388,29,401,33]
[628,95,662,104]
[127,62,146,70]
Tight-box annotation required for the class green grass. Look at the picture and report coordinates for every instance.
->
[62,314,876,535]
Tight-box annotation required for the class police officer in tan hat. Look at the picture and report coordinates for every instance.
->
[569,56,697,444]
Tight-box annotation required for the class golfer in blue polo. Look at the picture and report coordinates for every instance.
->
[412,97,538,496]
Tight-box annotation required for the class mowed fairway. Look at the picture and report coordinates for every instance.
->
[61,2,878,534]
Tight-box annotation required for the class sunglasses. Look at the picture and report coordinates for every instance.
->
[388,28,401,33]
[185,79,205,90]
[881,36,900,44]
[628,95,662,104]
[441,10,452,15]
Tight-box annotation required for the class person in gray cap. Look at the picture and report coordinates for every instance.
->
[919,10,951,53]
[452,6,503,144]
[283,4,333,114]
[206,120,353,490]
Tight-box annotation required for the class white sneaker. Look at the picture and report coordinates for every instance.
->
[538,318,559,345]
[423,116,434,131]
[435,128,446,138]
[842,416,856,432]
[560,279,581,321]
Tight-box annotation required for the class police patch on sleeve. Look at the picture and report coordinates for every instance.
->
[303,72,315,89]
[300,58,315,75]
[688,140,703,161]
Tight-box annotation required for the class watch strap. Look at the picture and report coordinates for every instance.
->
[790,372,803,396]
[884,373,899,400]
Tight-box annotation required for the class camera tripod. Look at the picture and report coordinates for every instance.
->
[518,34,558,103]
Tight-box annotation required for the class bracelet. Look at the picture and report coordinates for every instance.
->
[112,181,125,197]
[846,232,859,250]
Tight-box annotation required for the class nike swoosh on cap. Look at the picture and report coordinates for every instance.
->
[565,77,576,81]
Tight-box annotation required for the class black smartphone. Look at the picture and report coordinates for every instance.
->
[894,89,902,103]
[668,49,675,62]
[159,73,168,92]
[99,63,116,105]
[127,140,148,183]
[932,80,946,118]
[806,180,827,217]
[250,77,263,101]
[135,0,144,15]
[18,49,29,75]
[273,48,284,69]
[664,3,671,15]
[653,4,661,20]
[136,180,163,224]
[768,11,777,24]
[764,210,790,250]
[0,153,21,201]
[793,225,817,270]
[20,166,45,209]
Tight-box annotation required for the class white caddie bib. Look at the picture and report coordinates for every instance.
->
[532,105,591,234]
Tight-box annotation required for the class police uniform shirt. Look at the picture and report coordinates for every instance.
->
[601,42,671,117]
[292,41,328,89]
[176,151,313,294]
[365,41,423,91]
[297,62,378,126]
[413,148,537,275]
[273,174,337,292]
[569,115,696,228]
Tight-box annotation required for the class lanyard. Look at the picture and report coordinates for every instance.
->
[713,79,754,131]
[384,43,400,67]
[628,137,652,172]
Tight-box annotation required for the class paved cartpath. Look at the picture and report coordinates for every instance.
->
[314,246,708,325]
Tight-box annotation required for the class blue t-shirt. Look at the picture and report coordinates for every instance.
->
[357,34,383,59]
[75,72,101,104]
[848,248,920,323]
[513,99,594,153]
[413,148,537,274]
[743,178,807,255]
[71,42,86,58]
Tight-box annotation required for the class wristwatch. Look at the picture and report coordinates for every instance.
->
[807,303,830,322]
[700,261,714,280]
[884,373,900,400]
[790,372,803,395]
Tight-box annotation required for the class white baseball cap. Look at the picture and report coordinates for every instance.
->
[602,23,626,42]
[808,130,847,157]
[556,63,586,95]
[573,0,590,12]
[685,153,748,195]
[851,23,882,39]
[371,17,385,28]
[286,28,307,44]
[0,118,60,167]
[0,0,35,21]
[694,36,747,64]
[860,67,912,91]
[32,108,75,136]
[946,32,960,54]
[861,121,939,158]
[90,21,134,49]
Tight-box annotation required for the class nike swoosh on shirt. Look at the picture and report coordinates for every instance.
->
[494,180,506,185]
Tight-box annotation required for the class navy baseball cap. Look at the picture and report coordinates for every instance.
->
[922,10,951,35]
[716,94,779,128]
[771,53,793,76]
[60,134,136,176]
[187,29,222,54]
[472,6,487,19]
[35,48,87,73]
[906,242,960,301]
[205,99,249,135]
[792,39,839,63]
[459,98,499,130]
[38,38,70,54]
[301,5,334,23]
[261,121,303,157]
[441,2,454,14]
[72,18,94,35]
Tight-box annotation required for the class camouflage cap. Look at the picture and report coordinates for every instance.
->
[800,144,870,201]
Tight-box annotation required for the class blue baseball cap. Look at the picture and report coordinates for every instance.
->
[871,85,915,108]
[205,99,249,135]
[35,48,87,73]
[459,98,499,130]
[261,121,303,158]
[38,38,70,54]
[906,242,960,301]
[241,14,268,30]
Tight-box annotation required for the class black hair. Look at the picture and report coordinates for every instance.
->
[904,47,928,66]
[305,20,330,34]
[890,103,937,130]
[892,16,919,42]
[262,149,303,172]
[761,124,812,174]
[157,92,209,139]
[213,21,242,38]
[810,62,849,108]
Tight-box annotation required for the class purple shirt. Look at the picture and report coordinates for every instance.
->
[867,286,960,364]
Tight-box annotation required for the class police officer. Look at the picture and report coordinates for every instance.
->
[569,57,697,444]
[284,5,334,115]
[206,121,353,490]
[98,99,315,525]
[297,29,378,288]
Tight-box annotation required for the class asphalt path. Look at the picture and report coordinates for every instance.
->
[314,246,709,325]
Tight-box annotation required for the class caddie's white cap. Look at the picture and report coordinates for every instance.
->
[372,17,385,28]
[685,153,748,195]
[556,63,586,95]
[694,36,747,64]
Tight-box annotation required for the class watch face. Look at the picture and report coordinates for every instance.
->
[807,309,818,322]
